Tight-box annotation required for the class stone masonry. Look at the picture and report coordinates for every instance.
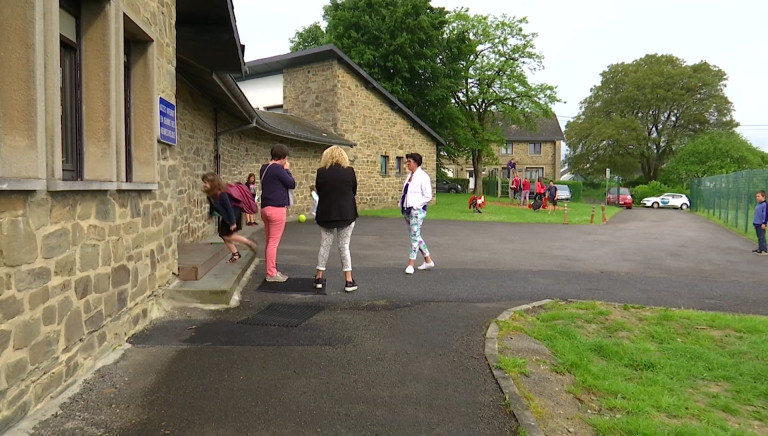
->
[0,0,178,431]
[284,59,438,209]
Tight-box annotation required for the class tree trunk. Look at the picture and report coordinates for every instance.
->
[472,152,484,196]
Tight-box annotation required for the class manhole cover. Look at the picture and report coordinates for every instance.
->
[237,303,323,328]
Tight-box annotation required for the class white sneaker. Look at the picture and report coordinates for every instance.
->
[417,261,435,271]
[404,265,414,274]
[265,274,287,283]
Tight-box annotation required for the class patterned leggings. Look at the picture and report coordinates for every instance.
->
[316,222,355,272]
[405,208,430,260]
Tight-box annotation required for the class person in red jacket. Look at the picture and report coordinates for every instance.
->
[521,178,531,207]
[535,177,546,202]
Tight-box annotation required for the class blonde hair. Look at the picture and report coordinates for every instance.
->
[320,146,350,168]
[201,172,226,195]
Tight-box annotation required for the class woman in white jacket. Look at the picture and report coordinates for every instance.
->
[399,153,435,274]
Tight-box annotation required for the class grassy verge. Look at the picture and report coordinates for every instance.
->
[696,210,758,243]
[360,193,623,224]
[497,301,768,436]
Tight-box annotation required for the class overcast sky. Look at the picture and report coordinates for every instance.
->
[233,0,768,151]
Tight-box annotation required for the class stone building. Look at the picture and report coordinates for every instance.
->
[0,0,358,430]
[444,117,565,188]
[238,45,446,209]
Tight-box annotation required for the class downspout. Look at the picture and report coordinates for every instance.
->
[214,110,221,174]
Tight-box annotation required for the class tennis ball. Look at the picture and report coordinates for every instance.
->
[298,214,306,223]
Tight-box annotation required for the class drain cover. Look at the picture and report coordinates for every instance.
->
[237,303,323,328]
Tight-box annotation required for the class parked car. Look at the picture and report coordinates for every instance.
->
[436,180,462,193]
[554,184,572,202]
[606,187,633,209]
[641,193,690,210]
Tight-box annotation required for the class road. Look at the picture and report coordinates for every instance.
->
[27,208,768,435]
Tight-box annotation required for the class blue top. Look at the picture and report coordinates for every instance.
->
[259,163,296,208]
[208,192,236,226]
[754,201,767,225]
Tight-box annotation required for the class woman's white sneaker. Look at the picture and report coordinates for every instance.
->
[417,261,435,271]
[404,265,415,274]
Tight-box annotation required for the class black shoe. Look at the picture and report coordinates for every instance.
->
[344,280,358,292]
[753,249,760,253]
[314,277,326,289]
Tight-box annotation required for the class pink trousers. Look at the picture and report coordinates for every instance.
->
[260,206,287,276]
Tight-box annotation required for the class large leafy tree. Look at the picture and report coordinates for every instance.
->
[444,11,558,194]
[661,130,768,187]
[565,54,737,182]
[289,0,455,134]
[289,23,327,51]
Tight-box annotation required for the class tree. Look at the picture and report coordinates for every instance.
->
[289,23,327,52]
[661,130,768,187]
[290,0,454,135]
[565,54,737,182]
[443,11,558,194]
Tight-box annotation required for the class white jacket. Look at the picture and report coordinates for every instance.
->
[401,167,433,209]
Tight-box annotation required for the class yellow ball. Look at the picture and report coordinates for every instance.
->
[298,214,306,223]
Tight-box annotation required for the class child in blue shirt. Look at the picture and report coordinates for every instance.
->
[752,190,767,255]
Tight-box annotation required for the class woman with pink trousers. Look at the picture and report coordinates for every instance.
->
[259,144,296,282]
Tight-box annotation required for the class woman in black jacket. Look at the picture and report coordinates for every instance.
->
[313,146,358,293]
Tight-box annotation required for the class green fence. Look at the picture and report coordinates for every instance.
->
[691,169,768,235]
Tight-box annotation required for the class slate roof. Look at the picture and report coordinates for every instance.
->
[241,44,446,146]
[503,118,565,141]
[254,111,356,147]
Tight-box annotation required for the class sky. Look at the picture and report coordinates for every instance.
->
[232,0,768,152]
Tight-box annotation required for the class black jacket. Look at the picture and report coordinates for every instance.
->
[315,165,358,228]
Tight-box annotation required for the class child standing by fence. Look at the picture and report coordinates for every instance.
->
[753,190,767,255]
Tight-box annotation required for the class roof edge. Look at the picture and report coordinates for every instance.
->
[253,112,357,147]
[244,44,446,146]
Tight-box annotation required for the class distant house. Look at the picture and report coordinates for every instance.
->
[238,45,446,209]
[444,117,565,188]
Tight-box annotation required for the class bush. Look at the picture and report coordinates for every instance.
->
[554,180,583,202]
[631,181,690,205]
[483,177,499,196]
[444,177,469,194]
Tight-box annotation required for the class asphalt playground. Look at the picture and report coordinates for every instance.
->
[21,208,768,435]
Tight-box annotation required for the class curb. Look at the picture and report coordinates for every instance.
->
[485,299,553,436]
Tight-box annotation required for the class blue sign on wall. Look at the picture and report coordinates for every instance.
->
[159,97,177,145]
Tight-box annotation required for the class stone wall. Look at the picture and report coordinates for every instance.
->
[0,0,178,431]
[284,60,438,209]
[218,127,325,218]
[0,184,178,433]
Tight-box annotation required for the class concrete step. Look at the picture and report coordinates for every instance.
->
[167,250,258,305]
[177,242,230,281]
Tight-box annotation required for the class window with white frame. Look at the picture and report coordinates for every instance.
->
[525,167,544,181]
[501,141,513,155]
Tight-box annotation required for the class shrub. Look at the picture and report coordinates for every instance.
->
[444,177,469,193]
[631,181,689,205]
[554,180,583,202]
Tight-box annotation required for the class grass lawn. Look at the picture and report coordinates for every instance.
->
[360,193,623,224]
[696,210,759,244]
[497,301,768,436]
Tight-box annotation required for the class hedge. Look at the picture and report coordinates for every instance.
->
[553,180,583,202]
[444,177,470,194]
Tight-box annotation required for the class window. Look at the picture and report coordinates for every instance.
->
[60,2,83,181]
[395,156,403,174]
[529,142,542,155]
[380,155,389,174]
[525,167,544,181]
[501,142,513,155]
[123,40,133,182]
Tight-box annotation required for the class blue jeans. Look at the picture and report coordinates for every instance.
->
[755,224,767,251]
